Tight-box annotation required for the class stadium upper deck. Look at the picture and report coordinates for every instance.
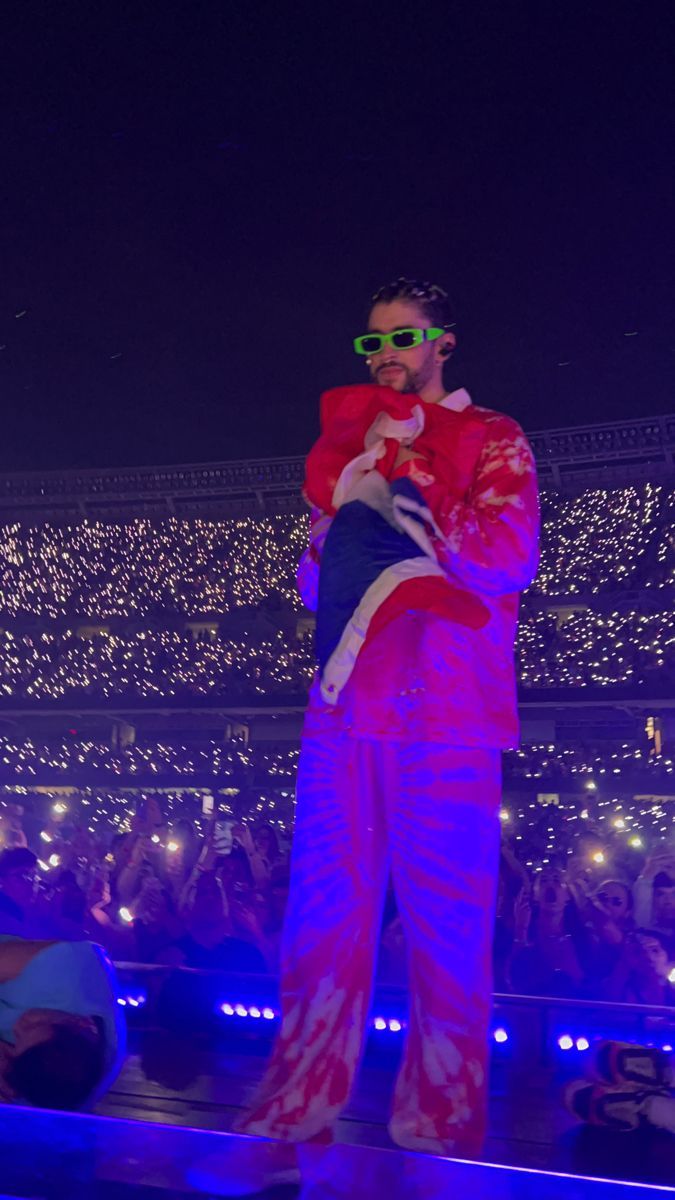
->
[0,413,672,524]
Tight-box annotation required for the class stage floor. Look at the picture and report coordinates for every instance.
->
[0,1104,674,1199]
[87,1036,675,1191]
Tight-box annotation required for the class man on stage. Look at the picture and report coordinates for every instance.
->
[195,278,540,1193]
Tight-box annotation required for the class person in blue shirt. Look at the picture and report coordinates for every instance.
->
[0,936,125,1109]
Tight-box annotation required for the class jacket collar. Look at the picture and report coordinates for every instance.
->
[438,387,472,412]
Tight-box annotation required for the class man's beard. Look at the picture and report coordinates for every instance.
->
[398,369,419,394]
[373,360,433,394]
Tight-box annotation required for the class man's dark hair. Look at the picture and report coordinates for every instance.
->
[370,277,456,331]
[8,1025,105,1110]
[0,846,37,881]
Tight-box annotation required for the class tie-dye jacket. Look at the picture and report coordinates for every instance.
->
[298,385,540,748]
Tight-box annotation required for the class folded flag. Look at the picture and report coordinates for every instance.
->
[315,473,446,702]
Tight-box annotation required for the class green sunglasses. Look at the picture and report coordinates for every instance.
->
[353,326,447,356]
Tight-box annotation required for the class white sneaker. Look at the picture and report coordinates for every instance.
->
[187,1134,300,1196]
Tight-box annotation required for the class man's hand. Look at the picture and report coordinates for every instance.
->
[394,444,428,469]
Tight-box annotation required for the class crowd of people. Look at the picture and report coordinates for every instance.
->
[531,482,672,597]
[491,852,675,1006]
[0,734,671,789]
[0,482,670,705]
[0,800,290,976]
[0,515,309,620]
[0,737,673,861]
[0,482,671,625]
[0,772,674,1003]
[0,604,672,704]
[1,748,672,1003]
[0,478,672,1010]
[0,627,315,702]
[516,608,674,690]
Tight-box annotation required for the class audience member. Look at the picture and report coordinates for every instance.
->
[0,482,670,1033]
[174,870,267,973]
[633,852,675,950]
[509,869,589,998]
[130,877,184,964]
[604,929,675,1006]
[2,779,675,1005]
[0,936,124,1108]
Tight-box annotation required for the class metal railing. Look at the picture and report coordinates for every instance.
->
[113,962,675,1068]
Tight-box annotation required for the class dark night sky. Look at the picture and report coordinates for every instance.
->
[2,2,674,472]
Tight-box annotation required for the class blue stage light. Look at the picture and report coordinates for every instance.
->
[216,1002,412,1033]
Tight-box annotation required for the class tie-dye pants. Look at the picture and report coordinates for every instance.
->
[238,729,501,1157]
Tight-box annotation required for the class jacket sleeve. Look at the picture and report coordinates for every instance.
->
[394,414,540,597]
[296,508,332,612]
